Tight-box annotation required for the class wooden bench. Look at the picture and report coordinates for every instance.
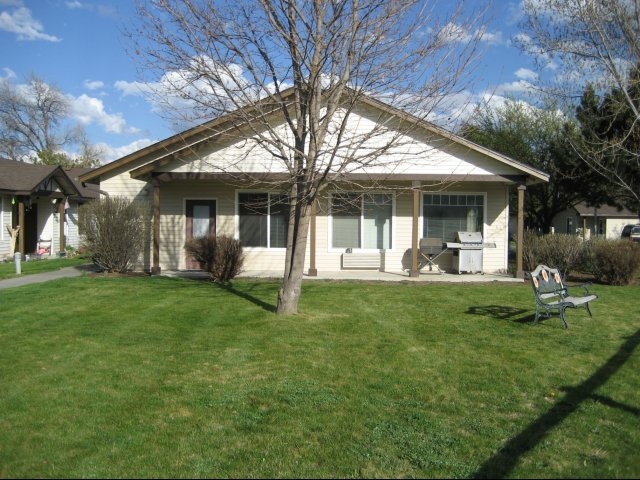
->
[342,252,382,270]
[528,264,598,329]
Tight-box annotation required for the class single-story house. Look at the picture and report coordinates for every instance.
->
[0,159,99,260]
[79,89,549,278]
[551,202,639,239]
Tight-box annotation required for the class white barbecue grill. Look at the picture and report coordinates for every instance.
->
[446,231,496,274]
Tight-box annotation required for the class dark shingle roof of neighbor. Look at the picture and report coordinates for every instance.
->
[0,158,98,200]
[573,202,637,218]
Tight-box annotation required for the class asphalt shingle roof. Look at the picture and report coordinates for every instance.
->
[0,159,98,200]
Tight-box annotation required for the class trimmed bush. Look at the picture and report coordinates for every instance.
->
[523,231,584,276]
[79,196,147,273]
[589,238,640,285]
[184,235,244,282]
[184,235,217,273]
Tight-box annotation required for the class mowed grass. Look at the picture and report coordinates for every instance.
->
[0,274,638,478]
[0,256,88,279]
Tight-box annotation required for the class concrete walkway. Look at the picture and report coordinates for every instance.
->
[0,264,97,290]
[0,264,524,290]
[167,269,525,283]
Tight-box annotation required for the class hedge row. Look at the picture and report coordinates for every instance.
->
[523,232,640,285]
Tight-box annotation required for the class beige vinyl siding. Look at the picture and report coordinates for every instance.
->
[63,202,81,252]
[90,101,526,274]
[158,181,292,271]
[310,182,509,274]
[99,173,149,199]
[158,182,220,271]
[158,105,531,179]
[96,173,511,274]
[483,183,510,274]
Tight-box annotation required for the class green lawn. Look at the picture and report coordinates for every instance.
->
[0,275,638,478]
[0,256,89,279]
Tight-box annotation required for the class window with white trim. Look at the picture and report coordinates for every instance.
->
[331,192,393,249]
[238,192,289,248]
[423,193,484,242]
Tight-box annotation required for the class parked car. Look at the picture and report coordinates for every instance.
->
[621,224,640,239]
[630,226,640,243]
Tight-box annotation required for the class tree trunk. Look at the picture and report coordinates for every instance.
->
[277,202,312,315]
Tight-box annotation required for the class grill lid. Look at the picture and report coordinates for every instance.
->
[455,231,483,244]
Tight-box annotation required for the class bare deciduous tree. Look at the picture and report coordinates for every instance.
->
[128,0,492,314]
[0,74,102,166]
[516,0,640,213]
[0,74,71,161]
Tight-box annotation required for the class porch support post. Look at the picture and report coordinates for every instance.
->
[18,197,25,259]
[308,199,317,276]
[516,184,526,279]
[58,200,66,254]
[410,181,420,277]
[151,180,161,275]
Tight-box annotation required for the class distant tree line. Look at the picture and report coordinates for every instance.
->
[461,0,640,232]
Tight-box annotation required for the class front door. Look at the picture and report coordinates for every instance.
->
[185,200,216,270]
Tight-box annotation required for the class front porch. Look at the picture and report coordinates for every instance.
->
[163,268,525,283]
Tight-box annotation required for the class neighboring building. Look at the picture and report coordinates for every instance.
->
[551,202,639,239]
[80,89,548,277]
[0,159,99,260]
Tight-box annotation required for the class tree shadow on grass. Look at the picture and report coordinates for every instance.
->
[218,282,277,313]
[158,274,278,313]
[470,328,640,479]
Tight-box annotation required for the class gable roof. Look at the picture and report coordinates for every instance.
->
[0,158,96,200]
[66,167,101,200]
[573,202,638,218]
[80,87,550,185]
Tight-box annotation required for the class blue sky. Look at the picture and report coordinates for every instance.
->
[0,0,544,164]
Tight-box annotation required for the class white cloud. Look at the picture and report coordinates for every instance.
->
[98,138,155,163]
[435,22,473,44]
[114,79,150,97]
[514,68,537,81]
[64,1,84,8]
[0,4,61,41]
[114,60,246,119]
[83,79,105,90]
[495,79,536,96]
[71,94,139,135]
[505,1,524,26]
[0,66,16,81]
[480,30,505,46]
[512,32,558,71]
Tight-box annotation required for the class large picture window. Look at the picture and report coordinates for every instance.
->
[331,193,393,249]
[423,194,484,242]
[238,192,289,248]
